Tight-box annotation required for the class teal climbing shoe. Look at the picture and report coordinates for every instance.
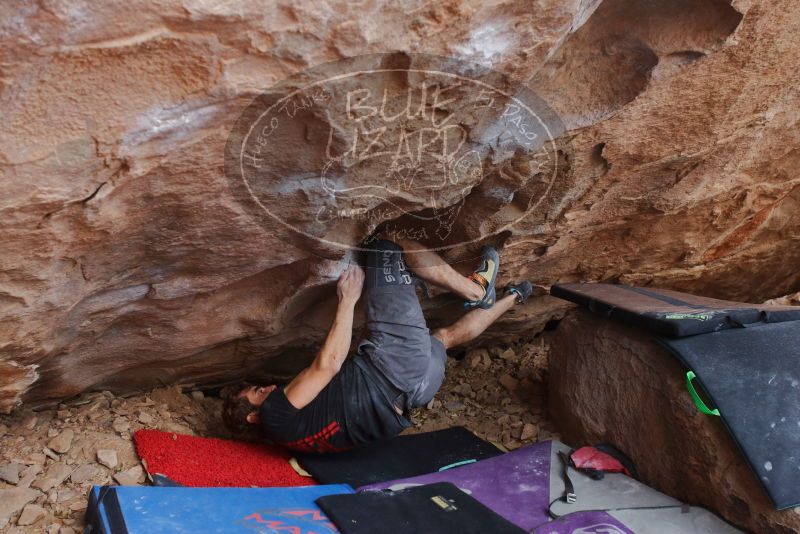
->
[505,281,533,305]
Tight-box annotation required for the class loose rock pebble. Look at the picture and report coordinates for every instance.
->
[500,348,517,361]
[69,464,98,484]
[22,416,38,431]
[0,488,40,528]
[29,452,46,464]
[17,464,43,488]
[96,449,118,470]
[112,417,130,433]
[33,462,73,492]
[58,489,78,503]
[499,373,519,391]
[69,500,88,512]
[521,423,538,441]
[0,461,23,484]
[113,465,145,486]
[47,429,74,454]
[138,412,153,424]
[17,503,46,526]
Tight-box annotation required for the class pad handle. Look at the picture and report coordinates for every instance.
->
[438,459,477,472]
[686,371,720,416]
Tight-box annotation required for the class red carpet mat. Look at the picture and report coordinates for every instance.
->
[133,429,315,487]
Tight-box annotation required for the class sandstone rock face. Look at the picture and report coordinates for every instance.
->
[548,309,800,534]
[1,0,799,409]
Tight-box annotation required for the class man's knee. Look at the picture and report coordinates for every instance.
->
[432,328,450,349]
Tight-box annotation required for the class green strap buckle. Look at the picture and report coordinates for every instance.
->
[685,371,720,416]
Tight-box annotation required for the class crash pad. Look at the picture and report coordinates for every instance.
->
[551,283,800,337]
[296,426,502,487]
[133,429,312,487]
[361,440,741,533]
[85,484,352,534]
[360,439,551,529]
[550,283,800,509]
[531,507,742,534]
[316,482,525,534]
[660,320,800,509]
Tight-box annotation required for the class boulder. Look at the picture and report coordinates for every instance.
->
[548,309,800,534]
[1,0,800,411]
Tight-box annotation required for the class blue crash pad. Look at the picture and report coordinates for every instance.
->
[85,484,353,534]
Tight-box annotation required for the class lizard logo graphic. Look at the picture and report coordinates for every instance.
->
[225,53,568,256]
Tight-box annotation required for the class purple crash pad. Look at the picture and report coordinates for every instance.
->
[359,440,552,531]
[531,512,634,534]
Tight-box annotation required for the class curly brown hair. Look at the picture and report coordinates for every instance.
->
[221,385,262,440]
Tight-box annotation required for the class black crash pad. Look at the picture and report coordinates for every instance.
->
[551,283,800,509]
[316,482,526,534]
[296,426,502,487]
[551,283,800,337]
[659,320,800,510]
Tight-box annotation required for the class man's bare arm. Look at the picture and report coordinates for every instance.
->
[284,264,364,409]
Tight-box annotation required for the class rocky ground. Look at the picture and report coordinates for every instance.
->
[408,336,559,448]
[0,337,555,532]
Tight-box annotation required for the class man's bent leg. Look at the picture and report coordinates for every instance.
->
[380,235,484,302]
[433,293,517,349]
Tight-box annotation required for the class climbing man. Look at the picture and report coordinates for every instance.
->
[222,235,533,453]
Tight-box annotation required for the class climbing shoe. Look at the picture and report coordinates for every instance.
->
[464,247,500,310]
[505,281,533,305]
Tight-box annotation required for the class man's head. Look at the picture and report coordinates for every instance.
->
[221,384,277,435]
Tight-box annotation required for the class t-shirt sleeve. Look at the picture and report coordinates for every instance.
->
[259,387,299,431]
